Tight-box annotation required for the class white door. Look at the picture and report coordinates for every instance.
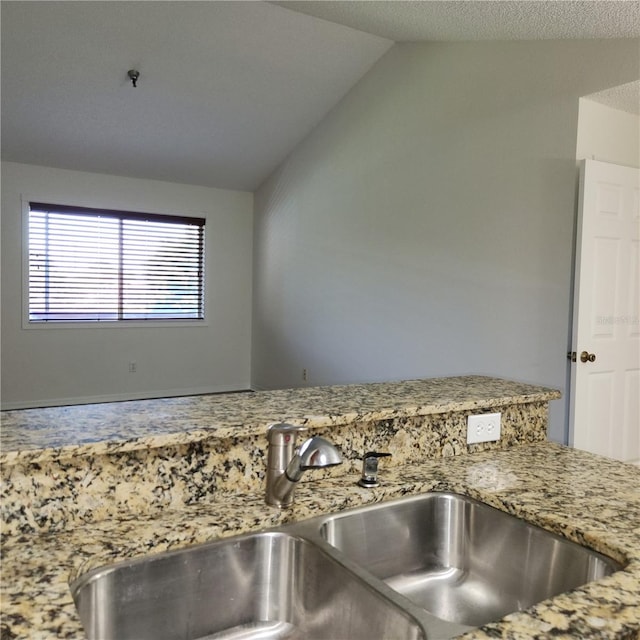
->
[570,159,640,464]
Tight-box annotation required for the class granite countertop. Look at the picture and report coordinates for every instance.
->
[1,376,560,464]
[2,442,639,640]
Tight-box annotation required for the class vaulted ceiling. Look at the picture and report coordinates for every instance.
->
[2,1,638,192]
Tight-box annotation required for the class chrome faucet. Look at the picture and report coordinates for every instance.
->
[265,423,342,508]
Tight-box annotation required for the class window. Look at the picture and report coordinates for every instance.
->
[28,202,205,323]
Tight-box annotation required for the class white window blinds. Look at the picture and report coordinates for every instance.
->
[28,203,205,322]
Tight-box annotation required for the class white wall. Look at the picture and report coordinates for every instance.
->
[252,39,640,443]
[1,162,253,408]
[576,98,640,167]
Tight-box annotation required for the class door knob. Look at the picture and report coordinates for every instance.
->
[580,351,596,363]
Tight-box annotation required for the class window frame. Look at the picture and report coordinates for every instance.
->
[21,196,209,330]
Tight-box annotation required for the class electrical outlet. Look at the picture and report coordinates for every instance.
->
[128,361,137,373]
[467,412,501,444]
[302,368,307,382]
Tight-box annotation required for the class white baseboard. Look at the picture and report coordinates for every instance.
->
[1,385,251,411]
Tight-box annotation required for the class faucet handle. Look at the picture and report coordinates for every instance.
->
[267,423,307,446]
[358,451,391,488]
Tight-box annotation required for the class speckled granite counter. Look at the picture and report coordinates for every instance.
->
[2,444,639,639]
[2,377,638,639]
[1,376,558,464]
[1,376,560,535]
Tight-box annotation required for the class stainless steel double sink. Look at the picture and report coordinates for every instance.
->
[71,492,622,640]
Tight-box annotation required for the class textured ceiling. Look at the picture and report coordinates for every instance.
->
[1,1,638,192]
[273,1,640,42]
[585,80,640,115]
[1,1,391,191]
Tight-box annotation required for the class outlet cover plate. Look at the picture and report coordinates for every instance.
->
[467,412,501,444]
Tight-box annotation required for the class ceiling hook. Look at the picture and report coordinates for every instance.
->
[127,69,140,88]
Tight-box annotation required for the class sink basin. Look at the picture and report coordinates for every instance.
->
[71,531,425,640]
[318,492,622,628]
[72,492,622,640]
